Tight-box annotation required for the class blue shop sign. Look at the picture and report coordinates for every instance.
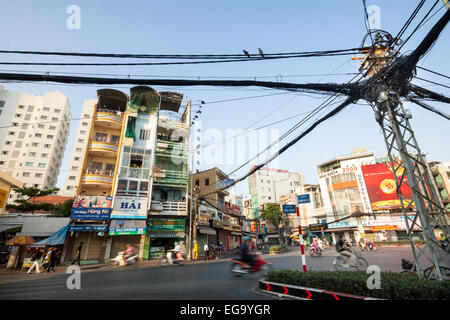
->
[70,207,112,220]
[69,224,108,232]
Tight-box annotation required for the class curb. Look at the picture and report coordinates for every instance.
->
[258,279,381,300]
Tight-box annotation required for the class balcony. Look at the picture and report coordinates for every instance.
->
[156,140,188,160]
[81,169,114,186]
[150,201,188,216]
[158,117,188,131]
[94,108,124,129]
[88,138,120,157]
[153,169,189,188]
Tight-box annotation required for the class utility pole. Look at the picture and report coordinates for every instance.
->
[362,41,449,280]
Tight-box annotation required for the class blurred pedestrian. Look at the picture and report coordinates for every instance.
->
[204,243,209,261]
[71,242,83,266]
[47,247,57,272]
[27,249,43,274]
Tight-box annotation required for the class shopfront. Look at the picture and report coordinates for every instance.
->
[146,218,186,259]
[64,224,108,264]
[108,219,146,259]
[197,226,216,257]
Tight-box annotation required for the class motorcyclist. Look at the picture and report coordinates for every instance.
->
[239,236,256,268]
[311,237,319,253]
[336,236,356,267]
[123,244,134,265]
[174,242,184,261]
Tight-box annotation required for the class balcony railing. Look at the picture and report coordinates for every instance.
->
[96,107,125,117]
[153,169,189,187]
[150,201,187,215]
[91,137,120,145]
[156,140,188,159]
[85,168,115,176]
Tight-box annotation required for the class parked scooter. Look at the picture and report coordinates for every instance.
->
[110,251,139,268]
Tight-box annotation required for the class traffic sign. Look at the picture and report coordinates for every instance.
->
[282,204,297,214]
[297,194,311,204]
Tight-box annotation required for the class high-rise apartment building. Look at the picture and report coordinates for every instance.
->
[248,167,305,217]
[0,84,71,201]
[61,99,97,196]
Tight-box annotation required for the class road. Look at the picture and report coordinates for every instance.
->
[0,246,445,300]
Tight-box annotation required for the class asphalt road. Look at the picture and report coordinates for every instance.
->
[0,246,446,300]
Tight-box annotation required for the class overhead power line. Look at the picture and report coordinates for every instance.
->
[0,47,365,59]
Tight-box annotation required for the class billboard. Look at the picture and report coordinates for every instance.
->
[361,162,415,211]
[70,196,112,220]
[111,196,148,219]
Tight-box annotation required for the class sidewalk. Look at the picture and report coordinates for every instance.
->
[0,247,289,281]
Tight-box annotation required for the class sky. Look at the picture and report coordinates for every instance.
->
[0,0,449,198]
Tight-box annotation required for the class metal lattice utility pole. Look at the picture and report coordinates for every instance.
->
[374,91,449,280]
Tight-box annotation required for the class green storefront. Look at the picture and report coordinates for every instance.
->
[145,218,186,259]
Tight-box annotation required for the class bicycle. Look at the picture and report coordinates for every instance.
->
[333,250,368,271]
[400,259,450,280]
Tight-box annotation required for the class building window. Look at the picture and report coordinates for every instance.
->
[69,176,76,180]
[41,115,48,120]
[82,122,88,126]
[38,163,45,168]
[23,172,30,177]
[24,114,31,121]
[27,105,34,112]
[54,109,61,113]
[32,143,39,147]
[47,135,54,139]
[205,178,209,186]
[35,133,42,138]
[49,126,56,130]
[139,129,151,140]
[75,148,82,152]
[195,179,200,187]
[1,151,8,155]
[35,173,42,177]
[44,144,51,148]
[78,139,84,143]
[26,162,33,166]
[43,107,50,111]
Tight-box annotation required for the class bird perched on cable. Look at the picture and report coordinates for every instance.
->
[243,50,250,58]
[258,48,264,58]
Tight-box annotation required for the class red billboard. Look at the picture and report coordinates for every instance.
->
[361,162,415,211]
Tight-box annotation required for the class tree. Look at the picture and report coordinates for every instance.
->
[6,187,59,214]
[261,203,283,243]
[51,199,74,217]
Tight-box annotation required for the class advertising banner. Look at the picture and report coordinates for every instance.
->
[70,196,113,220]
[361,162,415,211]
[147,219,185,231]
[109,219,146,236]
[111,196,148,219]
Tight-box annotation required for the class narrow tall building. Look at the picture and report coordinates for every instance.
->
[0,84,71,201]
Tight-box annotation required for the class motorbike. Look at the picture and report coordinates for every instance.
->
[160,250,186,266]
[309,244,322,256]
[230,252,272,277]
[256,243,268,251]
[110,251,139,268]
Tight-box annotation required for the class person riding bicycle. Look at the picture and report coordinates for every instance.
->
[239,236,256,268]
[336,236,356,267]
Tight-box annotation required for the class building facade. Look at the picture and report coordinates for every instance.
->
[63,87,190,264]
[0,85,71,199]
[429,161,450,212]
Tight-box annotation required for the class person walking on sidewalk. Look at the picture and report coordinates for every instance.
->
[71,242,84,266]
[47,247,57,272]
[27,249,43,274]
[204,243,209,261]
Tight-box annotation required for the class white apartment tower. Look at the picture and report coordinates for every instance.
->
[0,85,71,202]
[62,99,97,196]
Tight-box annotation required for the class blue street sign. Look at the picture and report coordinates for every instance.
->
[282,204,297,214]
[297,194,311,204]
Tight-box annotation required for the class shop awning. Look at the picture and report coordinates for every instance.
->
[148,231,185,238]
[0,225,22,233]
[33,225,69,246]
[230,232,242,236]
[109,220,146,236]
[198,226,216,235]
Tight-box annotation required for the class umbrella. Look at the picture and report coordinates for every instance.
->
[5,235,36,246]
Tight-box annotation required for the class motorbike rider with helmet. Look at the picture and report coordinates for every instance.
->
[239,236,256,268]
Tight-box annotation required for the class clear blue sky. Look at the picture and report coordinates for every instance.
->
[0,0,449,197]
